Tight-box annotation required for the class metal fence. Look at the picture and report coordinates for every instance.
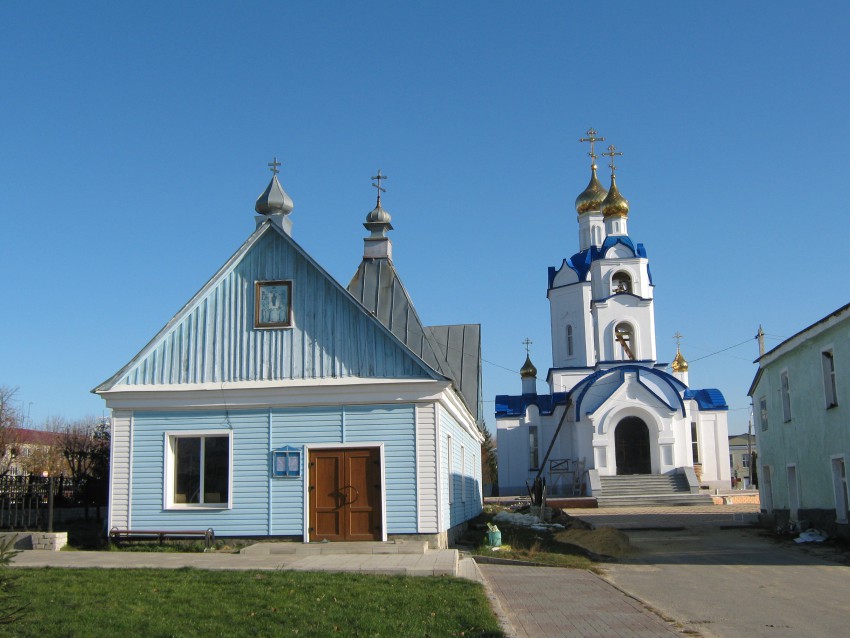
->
[0,475,106,531]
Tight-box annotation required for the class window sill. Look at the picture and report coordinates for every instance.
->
[166,504,230,511]
[827,403,839,410]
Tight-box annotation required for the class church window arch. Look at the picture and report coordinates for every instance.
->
[567,325,574,357]
[612,271,632,294]
[614,322,637,360]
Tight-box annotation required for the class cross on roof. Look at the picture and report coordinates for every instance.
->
[673,331,684,348]
[268,157,281,175]
[579,128,605,165]
[602,144,623,176]
[522,337,533,355]
[371,169,388,205]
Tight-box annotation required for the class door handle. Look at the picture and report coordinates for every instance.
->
[339,485,360,505]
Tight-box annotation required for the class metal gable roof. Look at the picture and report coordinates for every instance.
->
[347,257,483,425]
[94,221,444,393]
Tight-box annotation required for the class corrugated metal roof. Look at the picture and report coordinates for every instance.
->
[348,258,483,425]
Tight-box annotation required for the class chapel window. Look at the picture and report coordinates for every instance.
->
[612,271,632,294]
[567,325,574,357]
[614,323,636,360]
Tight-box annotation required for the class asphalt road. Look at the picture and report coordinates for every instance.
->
[599,525,850,638]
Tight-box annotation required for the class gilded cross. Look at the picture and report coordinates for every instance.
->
[579,128,605,165]
[522,337,533,355]
[268,157,281,175]
[602,144,623,176]
[371,169,388,205]
[673,331,684,348]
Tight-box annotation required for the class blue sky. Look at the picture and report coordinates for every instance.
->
[2,2,847,435]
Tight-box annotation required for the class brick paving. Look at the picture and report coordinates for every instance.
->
[478,564,682,637]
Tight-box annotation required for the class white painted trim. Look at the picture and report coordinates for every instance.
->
[267,408,273,536]
[98,379,451,410]
[435,404,444,533]
[107,410,116,529]
[830,453,849,523]
[128,412,134,528]
[414,405,420,533]
[162,429,234,510]
[302,442,387,543]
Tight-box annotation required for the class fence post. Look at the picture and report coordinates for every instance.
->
[48,476,54,533]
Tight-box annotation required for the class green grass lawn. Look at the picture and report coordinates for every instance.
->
[4,568,504,638]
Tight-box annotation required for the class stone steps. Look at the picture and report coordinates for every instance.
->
[595,473,713,507]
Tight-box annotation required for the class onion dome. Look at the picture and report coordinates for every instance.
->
[672,347,689,373]
[575,164,608,214]
[600,174,629,218]
[255,172,294,216]
[520,355,537,379]
[364,202,393,238]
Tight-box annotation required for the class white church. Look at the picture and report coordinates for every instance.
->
[496,130,731,500]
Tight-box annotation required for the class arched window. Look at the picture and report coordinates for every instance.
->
[612,271,632,294]
[567,325,574,357]
[614,322,636,360]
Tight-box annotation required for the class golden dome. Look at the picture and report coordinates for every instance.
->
[601,175,629,218]
[575,165,608,214]
[672,348,689,372]
[520,355,537,379]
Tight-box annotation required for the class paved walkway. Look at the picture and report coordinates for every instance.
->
[478,564,682,637]
[10,547,461,577]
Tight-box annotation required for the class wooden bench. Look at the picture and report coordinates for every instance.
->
[109,527,215,551]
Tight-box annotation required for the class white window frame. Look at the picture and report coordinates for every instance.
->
[163,430,233,510]
[780,369,792,422]
[759,396,769,431]
[447,435,454,505]
[528,425,539,470]
[461,445,466,503]
[690,421,700,464]
[831,454,849,523]
[822,349,838,408]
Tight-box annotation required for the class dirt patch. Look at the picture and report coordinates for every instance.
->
[553,526,638,559]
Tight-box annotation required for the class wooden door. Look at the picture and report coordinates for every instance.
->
[309,448,381,542]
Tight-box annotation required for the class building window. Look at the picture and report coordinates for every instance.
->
[168,433,231,508]
[780,370,791,422]
[528,425,539,469]
[759,397,769,431]
[461,446,466,502]
[447,435,454,504]
[612,271,632,294]
[823,350,838,408]
[690,422,700,464]
[255,280,293,328]
[614,323,636,360]
[742,453,750,468]
[567,325,574,357]
[832,457,849,523]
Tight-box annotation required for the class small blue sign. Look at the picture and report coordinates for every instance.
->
[272,446,303,478]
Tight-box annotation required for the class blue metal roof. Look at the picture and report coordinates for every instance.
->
[548,235,652,290]
[571,364,687,417]
[495,392,568,418]
[683,388,729,411]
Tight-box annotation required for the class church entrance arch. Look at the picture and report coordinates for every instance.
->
[615,417,651,475]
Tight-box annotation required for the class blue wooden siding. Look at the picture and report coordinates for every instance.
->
[439,409,483,529]
[117,229,432,386]
[130,404,416,536]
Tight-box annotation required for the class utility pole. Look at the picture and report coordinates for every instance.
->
[756,325,765,357]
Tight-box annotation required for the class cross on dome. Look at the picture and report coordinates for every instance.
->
[673,331,684,348]
[579,128,605,166]
[522,337,533,354]
[371,169,388,206]
[602,144,623,177]
[268,157,281,175]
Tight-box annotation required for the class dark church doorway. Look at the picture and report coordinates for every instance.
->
[615,417,651,475]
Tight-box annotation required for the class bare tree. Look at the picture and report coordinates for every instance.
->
[0,387,22,477]
[61,416,110,490]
